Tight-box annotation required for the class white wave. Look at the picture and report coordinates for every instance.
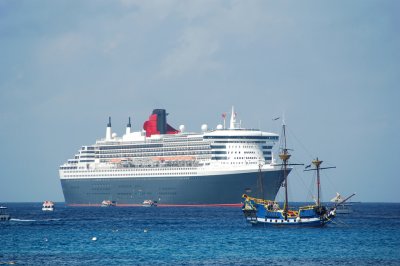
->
[10,218,62,222]
[10,218,36,222]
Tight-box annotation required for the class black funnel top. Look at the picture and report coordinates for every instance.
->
[152,109,167,134]
[107,117,111,127]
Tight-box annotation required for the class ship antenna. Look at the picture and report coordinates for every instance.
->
[107,117,111,127]
[222,113,227,129]
[127,117,131,128]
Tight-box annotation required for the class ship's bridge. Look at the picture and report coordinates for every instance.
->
[203,128,279,167]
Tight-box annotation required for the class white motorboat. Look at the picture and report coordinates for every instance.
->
[142,200,157,207]
[42,201,55,211]
[0,206,11,221]
[101,200,116,207]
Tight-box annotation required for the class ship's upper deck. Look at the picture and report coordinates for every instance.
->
[60,107,279,171]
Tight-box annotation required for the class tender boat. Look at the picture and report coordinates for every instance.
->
[142,200,157,207]
[101,200,116,207]
[42,201,55,211]
[242,123,337,227]
[0,206,11,221]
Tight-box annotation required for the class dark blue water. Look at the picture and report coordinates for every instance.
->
[1,203,399,265]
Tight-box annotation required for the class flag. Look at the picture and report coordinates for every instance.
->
[222,113,226,119]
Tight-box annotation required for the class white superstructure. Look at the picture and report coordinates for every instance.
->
[60,108,278,179]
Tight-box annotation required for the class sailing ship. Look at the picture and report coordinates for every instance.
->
[330,192,356,214]
[242,123,337,227]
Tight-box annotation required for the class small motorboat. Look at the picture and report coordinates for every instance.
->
[42,201,55,211]
[142,200,157,207]
[101,200,116,207]
[0,206,11,221]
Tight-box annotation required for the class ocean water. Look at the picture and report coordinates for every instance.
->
[1,203,399,265]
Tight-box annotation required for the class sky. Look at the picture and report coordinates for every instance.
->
[0,0,399,203]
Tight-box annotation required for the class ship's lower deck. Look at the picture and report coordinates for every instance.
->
[60,169,286,206]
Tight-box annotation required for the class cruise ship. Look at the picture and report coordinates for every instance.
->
[59,107,287,206]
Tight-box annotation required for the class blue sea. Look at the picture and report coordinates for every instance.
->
[1,203,400,265]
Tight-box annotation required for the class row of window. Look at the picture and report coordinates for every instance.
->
[149,141,210,147]
[97,151,211,158]
[97,146,211,154]
[212,151,227,154]
[163,137,203,142]
[64,172,197,177]
[60,166,77,170]
[63,167,196,173]
[232,157,260,160]
[79,155,95,158]
[211,157,227,160]
[214,141,268,144]
[210,145,226,149]
[100,144,163,150]
[204,135,278,140]
[82,146,95,150]
[80,150,95,154]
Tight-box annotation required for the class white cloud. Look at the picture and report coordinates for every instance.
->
[157,1,272,78]
[159,26,221,78]
[37,32,91,65]
[119,0,179,20]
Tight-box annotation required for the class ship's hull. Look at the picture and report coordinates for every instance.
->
[61,169,286,206]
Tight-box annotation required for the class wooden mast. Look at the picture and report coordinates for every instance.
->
[279,123,291,220]
[258,163,265,200]
[305,158,335,207]
[312,158,323,207]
